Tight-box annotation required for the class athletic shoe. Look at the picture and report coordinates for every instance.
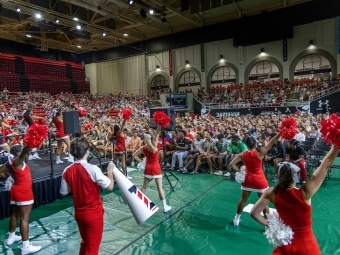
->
[163,205,171,213]
[233,217,240,226]
[28,155,33,160]
[5,234,21,245]
[209,171,214,175]
[131,162,135,166]
[127,175,132,180]
[224,172,231,177]
[182,169,189,174]
[32,153,41,160]
[177,168,183,172]
[190,171,199,175]
[214,171,223,176]
[56,159,63,165]
[272,176,279,183]
[21,244,41,255]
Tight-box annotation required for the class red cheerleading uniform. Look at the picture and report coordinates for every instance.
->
[2,120,12,136]
[143,145,162,178]
[53,118,69,139]
[10,160,34,206]
[113,132,125,154]
[241,150,268,193]
[60,160,111,255]
[273,188,321,255]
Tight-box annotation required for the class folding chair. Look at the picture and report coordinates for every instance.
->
[306,150,328,179]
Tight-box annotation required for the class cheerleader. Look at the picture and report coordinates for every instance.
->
[0,113,16,147]
[60,137,115,255]
[250,144,339,254]
[110,120,131,179]
[23,109,45,160]
[230,133,281,226]
[0,145,41,254]
[132,126,171,212]
[49,109,72,164]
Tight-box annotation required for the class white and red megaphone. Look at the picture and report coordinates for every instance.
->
[112,167,159,225]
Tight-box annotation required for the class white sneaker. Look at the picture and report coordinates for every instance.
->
[131,162,135,166]
[214,170,223,176]
[56,159,63,164]
[6,234,22,245]
[32,153,41,159]
[67,158,74,163]
[233,217,240,226]
[127,175,132,180]
[163,205,171,213]
[224,172,231,177]
[28,155,33,160]
[21,244,42,255]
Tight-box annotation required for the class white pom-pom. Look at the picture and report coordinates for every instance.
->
[235,166,247,183]
[264,211,294,247]
[4,176,14,191]
[137,157,146,172]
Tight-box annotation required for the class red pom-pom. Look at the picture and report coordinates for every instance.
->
[279,118,298,140]
[83,123,93,131]
[153,111,171,129]
[78,108,87,117]
[34,119,46,125]
[23,124,48,148]
[320,114,340,147]
[122,108,132,120]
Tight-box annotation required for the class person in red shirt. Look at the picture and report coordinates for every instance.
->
[60,137,114,255]
[0,145,41,254]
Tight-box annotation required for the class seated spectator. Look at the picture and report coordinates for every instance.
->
[126,131,142,166]
[181,133,204,174]
[191,132,215,174]
[170,130,189,171]
[212,134,228,176]
[225,136,248,173]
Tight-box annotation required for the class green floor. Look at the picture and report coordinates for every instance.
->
[1,165,340,255]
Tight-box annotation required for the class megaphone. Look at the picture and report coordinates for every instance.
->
[112,167,159,225]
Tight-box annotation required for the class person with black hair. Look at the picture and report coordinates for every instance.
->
[225,136,248,174]
[170,129,189,171]
[230,133,281,226]
[23,109,45,160]
[191,132,215,174]
[60,137,115,255]
[283,139,307,183]
[0,144,42,254]
[250,143,339,255]
[110,120,131,179]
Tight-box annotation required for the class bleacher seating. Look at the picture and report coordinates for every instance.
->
[0,53,90,94]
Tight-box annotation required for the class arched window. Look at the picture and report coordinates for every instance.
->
[211,66,236,84]
[249,61,279,81]
[179,71,200,86]
[151,74,169,88]
[294,54,331,79]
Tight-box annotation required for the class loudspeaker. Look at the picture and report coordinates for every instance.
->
[149,107,176,131]
[63,111,80,134]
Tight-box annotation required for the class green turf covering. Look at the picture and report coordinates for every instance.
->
[1,164,340,255]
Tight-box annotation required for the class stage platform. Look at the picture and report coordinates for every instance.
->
[0,154,112,220]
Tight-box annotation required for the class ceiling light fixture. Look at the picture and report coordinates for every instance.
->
[15,7,20,12]
[149,8,154,14]
[73,17,79,21]
[128,0,133,4]
[76,25,81,29]
[102,32,106,36]
[55,18,60,23]
[35,13,42,19]
[77,45,81,48]
[26,34,32,38]
[123,32,128,36]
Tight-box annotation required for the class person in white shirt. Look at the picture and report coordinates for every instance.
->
[294,127,305,144]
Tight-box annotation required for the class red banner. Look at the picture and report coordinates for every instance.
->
[169,49,173,76]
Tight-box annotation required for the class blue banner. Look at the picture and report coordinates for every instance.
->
[337,17,340,55]
[283,38,288,61]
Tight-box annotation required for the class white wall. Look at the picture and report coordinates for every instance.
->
[85,18,339,96]
[85,63,97,94]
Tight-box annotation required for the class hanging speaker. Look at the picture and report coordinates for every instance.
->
[140,9,147,18]
[63,111,80,134]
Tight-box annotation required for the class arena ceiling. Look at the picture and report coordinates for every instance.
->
[0,0,311,53]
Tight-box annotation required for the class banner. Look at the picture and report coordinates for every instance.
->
[309,91,340,114]
[283,38,288,62]
[169,49,173,76]
[238,46,243,66]
[200,43,205,72]
[201,105,309,118]
[337,17,340,55]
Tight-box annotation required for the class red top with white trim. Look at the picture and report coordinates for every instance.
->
[114,132,125,153]
[53,118,67,138]
[10,160,34,203]
[60,160,110,215]
[242,150,268,190]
